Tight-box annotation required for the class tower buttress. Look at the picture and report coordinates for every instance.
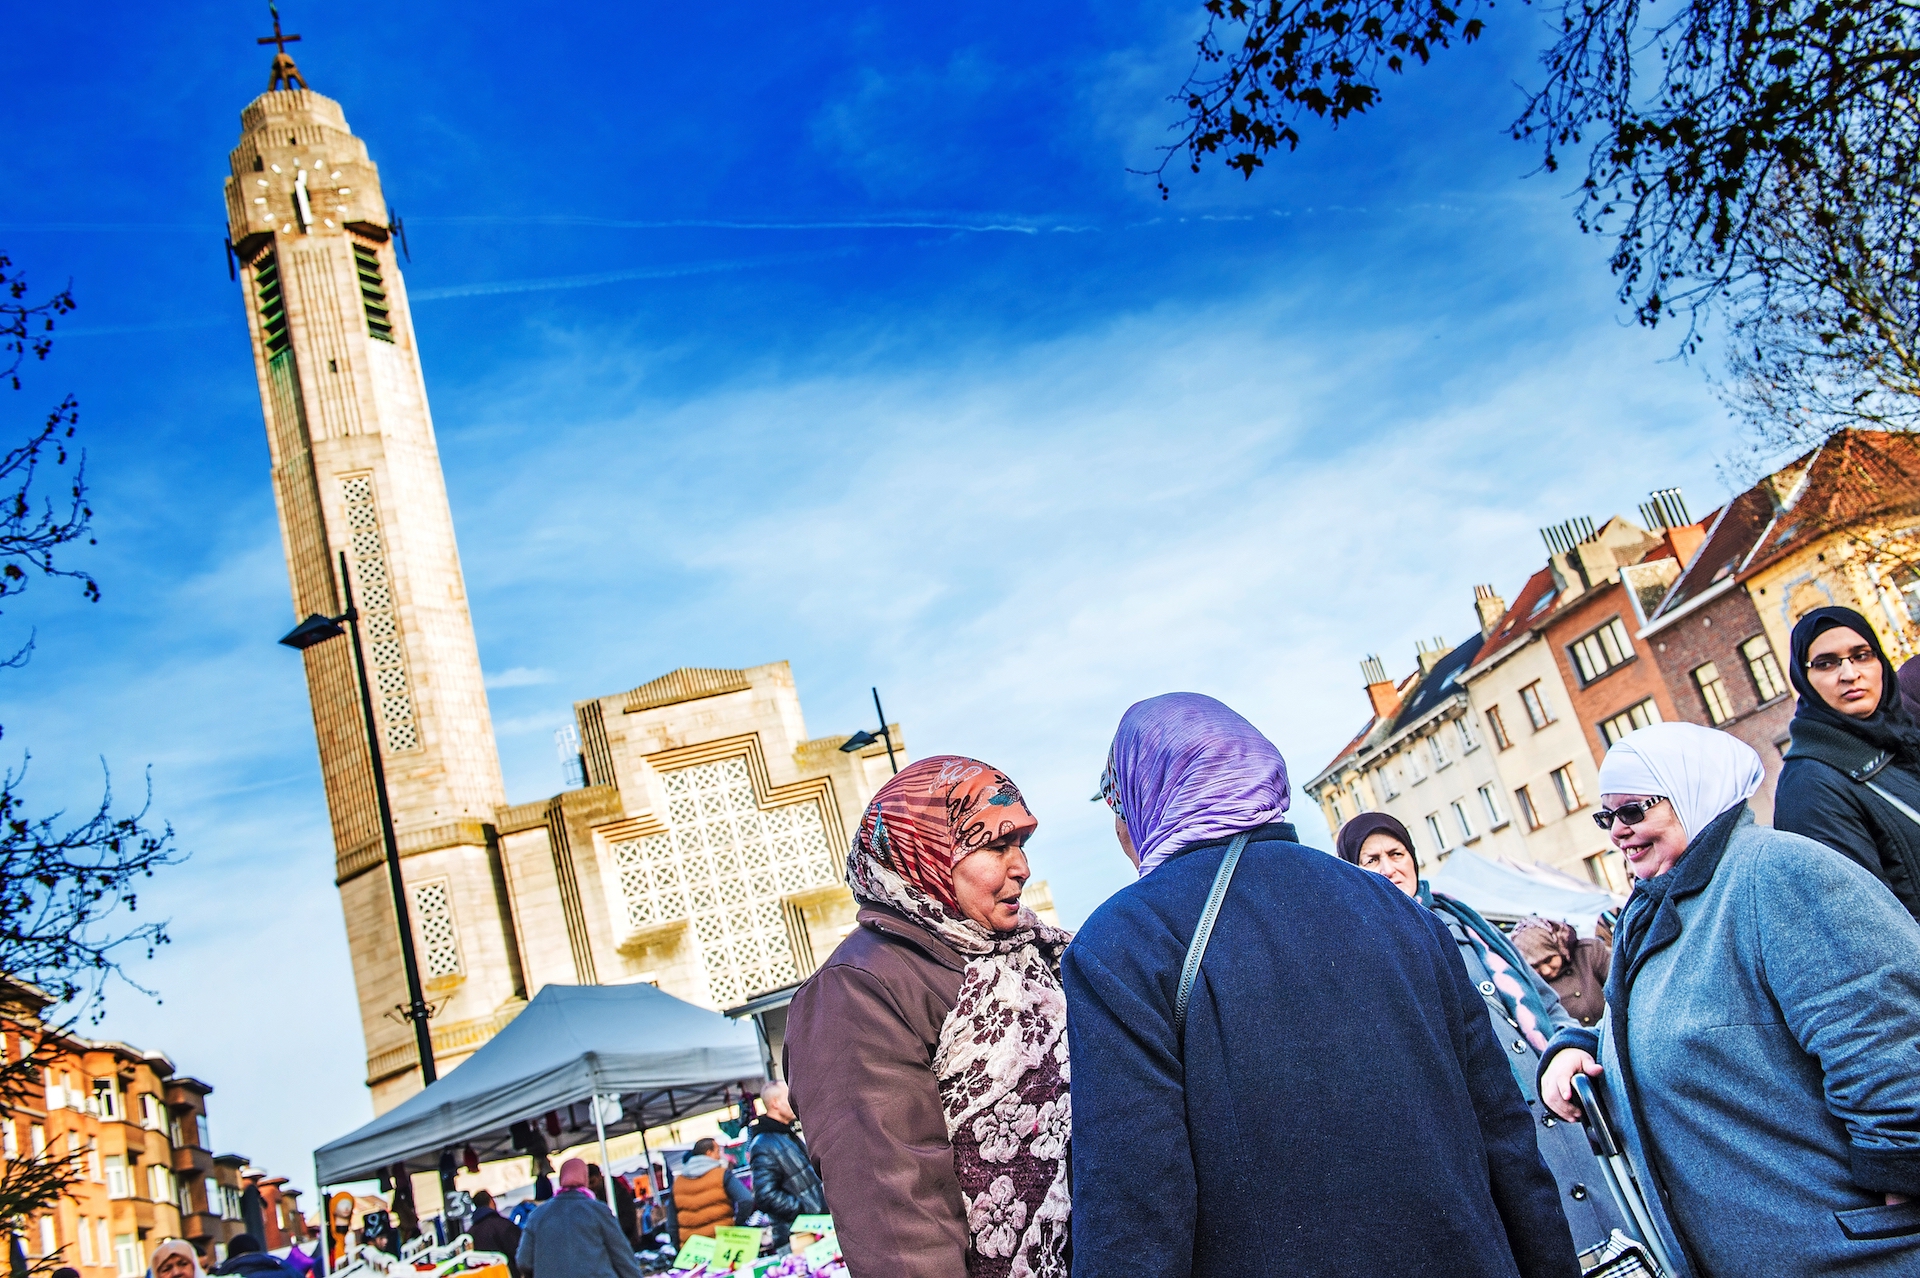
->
[226,84,521,1112]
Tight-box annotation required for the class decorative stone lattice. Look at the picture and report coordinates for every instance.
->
[611,757,836,1006]
[412,878,463,979]
[340,475,420,753]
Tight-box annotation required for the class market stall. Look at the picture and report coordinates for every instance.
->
[315,982,768,1186]
[1426,848,1625,934]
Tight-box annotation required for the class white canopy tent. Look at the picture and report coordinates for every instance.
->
[315,982,768,1186]
[1427,849,1625,935]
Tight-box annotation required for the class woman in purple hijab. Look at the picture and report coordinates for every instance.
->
[1063,692,1579,1278]
[1098,692,1292,875]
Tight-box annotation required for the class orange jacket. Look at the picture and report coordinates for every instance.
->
[674,1166,733,1242]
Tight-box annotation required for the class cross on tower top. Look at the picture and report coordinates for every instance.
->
[257,4,309,91]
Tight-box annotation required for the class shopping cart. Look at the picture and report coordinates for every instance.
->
[1572,1074,1675,1278]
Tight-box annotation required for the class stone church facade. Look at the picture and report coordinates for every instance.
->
[223,77,904,1114]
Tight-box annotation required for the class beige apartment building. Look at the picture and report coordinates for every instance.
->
[0,981,264,1275]
[1306,628,1527,868]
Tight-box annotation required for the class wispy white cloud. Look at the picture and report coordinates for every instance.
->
[484,666,554,689]
[408,249,858,301]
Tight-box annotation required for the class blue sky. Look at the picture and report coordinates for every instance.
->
[1,1,1748,1196]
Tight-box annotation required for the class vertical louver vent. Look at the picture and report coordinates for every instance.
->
[352,241,394,342]
[255,254,290,357]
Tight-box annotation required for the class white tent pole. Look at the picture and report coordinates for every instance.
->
[593,1094,612,1197]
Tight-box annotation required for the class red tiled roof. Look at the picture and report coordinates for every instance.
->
[1740,430,1920,578]
[1650,485,1778,619]
[1466,566,1560,672]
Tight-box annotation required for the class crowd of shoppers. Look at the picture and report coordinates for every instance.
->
[768,627,1920,1277]
[399,622,1920,1278]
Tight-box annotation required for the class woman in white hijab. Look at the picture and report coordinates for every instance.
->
[1539,722,1920,1276]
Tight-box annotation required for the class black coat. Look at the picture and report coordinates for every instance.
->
[1062,825,1581,1278]
[1774,717,1920,921]
[469,1207,523,1278]
[748,1118,826,1246]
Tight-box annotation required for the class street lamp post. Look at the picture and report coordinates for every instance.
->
[280,550,438,1086]
[837,686,899,774]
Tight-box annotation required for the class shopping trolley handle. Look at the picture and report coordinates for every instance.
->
[1572,1073,1622,1159]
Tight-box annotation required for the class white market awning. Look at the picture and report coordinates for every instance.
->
[315,982,767,1185]
[1427,849,1625,935]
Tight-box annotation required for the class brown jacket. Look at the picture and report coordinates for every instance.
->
[673,1165,733,1242]
[786,904,967,1278]
[1547,934,1612,1027]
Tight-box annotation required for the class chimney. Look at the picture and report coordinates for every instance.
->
[1415,635,1451,675]
[1360,655,1400,722]
[1666,522,1708,568]
[1473,584,1506,637]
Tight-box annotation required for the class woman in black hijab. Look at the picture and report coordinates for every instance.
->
[1772,604,1920,920]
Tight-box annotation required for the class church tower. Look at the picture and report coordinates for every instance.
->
[225,33,522,1112]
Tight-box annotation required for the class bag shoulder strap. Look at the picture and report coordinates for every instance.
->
[1864,779,1920,830]
[1173,831,1250,1039]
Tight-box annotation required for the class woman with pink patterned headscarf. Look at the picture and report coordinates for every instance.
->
[787,755,1072,1278]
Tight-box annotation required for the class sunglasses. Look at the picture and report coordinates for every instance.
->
[1593,796,1667,830]
[1806,646,1877,674]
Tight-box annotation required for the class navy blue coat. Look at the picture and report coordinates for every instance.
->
[1062,826,1580,1278]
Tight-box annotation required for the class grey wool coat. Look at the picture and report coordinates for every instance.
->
[1543,811,1920,1276]
[515,1190,642,1278]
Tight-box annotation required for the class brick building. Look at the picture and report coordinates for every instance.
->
[2,979,292,1274]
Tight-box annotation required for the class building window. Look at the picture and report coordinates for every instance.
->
[105,1156,130,1200]
[1515,786,1542,830]
[78,1217,93,1266]
[37,1218,54,1258]
[149,1164,175,1204]
[1425,813,1450,853]
[1454,716,1480,753]
[353,241,395,342]
[1479,783,1506,829]
[1585,850,1628,893]
[1428,733,1450,770]
[139,1092,162,1130]
[254,253,290,357]
[96,1221,111,1266]
[30,1125,44,1157]
[196,1113,211,1150]
[411,879,464,980]
[1,1120,14,1158]
[340,475,421,753]
[1378,762,1401,799]
[1694,662,1735,724]
[1406,748,1429,784]
[1570,617,1635,684]
[87,1138,100,1182]
[1451,799,1476,843]
[1551,764,1585,813]
[1326,791,1345,824]
[114,1233,141,1278]
[1742,634,1787,702]
[1521,680,1556,729]
[1600,699,1663,747]
[91,1077,120,1120]
[611,755,837,1006]
[1486,705,1512,749]
[221,1184,244,1220]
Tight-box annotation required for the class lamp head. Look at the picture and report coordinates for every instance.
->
[839,729,878,753]
[279,613,345,650]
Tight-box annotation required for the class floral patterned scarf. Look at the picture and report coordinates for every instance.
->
[847,756,1073,1278]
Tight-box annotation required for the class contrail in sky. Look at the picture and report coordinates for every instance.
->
[407,247,857,300]
[409,214,1094,235]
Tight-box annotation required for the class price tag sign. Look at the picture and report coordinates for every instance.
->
[713,1226,764,1272]
[802,1237,841,1269]
[790,1215,834,1236]
[673,1236,716,1270]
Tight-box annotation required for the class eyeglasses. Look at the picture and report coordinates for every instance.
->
[1807,647,1877,674]
[1593,796,1667,830]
